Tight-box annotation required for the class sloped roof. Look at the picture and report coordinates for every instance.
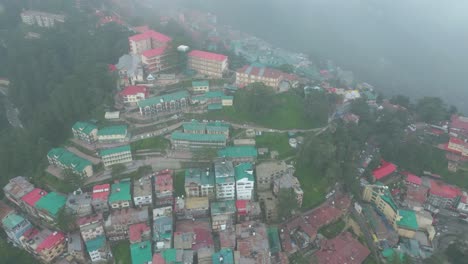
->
[35,192,66,217]
[47,148,92,172]
[85,235,106,252]
[171,131,226,142]
[2,213,26,230]
[36,231,65,252]
[100,145,131,157]
[138,91,189,108]
[97,125,128,136]
[72,121,97,135]
[109,180,131,203]
[218,146,258,158]
[21,188,48,207]
[188,50,227,62]
[119,86,148,97]
[429,180,461,199]
[372,160,397,180]
[235,163,254,182]
[142,46,167,58]
[397,209,419,230]
[129,30,171,43]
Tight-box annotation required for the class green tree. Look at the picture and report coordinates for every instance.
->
[303,90,330,125]
[415,97,448,123]
[390,95,411,109]
[235,82,277,120]
[0,238,39,264]
[56,208,77,232]
[278,64,295,74]
[62,168,84,190]
[278,189,299,221]
[111,164,127,178]
[192,148,218,161]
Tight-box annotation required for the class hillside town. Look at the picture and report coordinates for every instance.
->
[2,2,468,264]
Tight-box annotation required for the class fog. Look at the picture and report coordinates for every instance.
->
[160,0,468,112]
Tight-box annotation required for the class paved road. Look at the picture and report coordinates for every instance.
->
[351,207,382,263]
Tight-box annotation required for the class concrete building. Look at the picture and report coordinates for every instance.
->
[235,200,262,222]
[174,196,210,220]
[34,192,66,223]
[211,201,236,232]
[233,139,256,146]
[235,163,255,200]
[182,120,230,136]
[217,146,258,163]
[256,161,289,191]
[273,172,304,207]
[104,207,149,241]
[191,91,234,109]
[138,91,189,116]
[133,175,153,207]
[314,232,370,264]
[258,191,279,224]
[154,169,174,207]
[21,188,48,218]
[141,46,176,73]
[153,206,173,252]
[214,160,236,201]
[72,121,98,144]
[100,145,133,167]
[47,148,93,177]
[3,176,34,206]
[129,30,171,56]
[187,50,228,78]
[97,125,129,143]
[20,229,66,263]
[184,167,215,199]
[66,191,92,217]
[236,63,297,90]
[115,54,144,86]
[119,85,149,105]
[212,248,234,264]
[131,241,153,264]
[1,212,32,246]
[20,10,65,28]
[129,223,151,244]
[191,80,210,93]
[85,235,110,262]
[109,179,132,209]
[427,180,461,208]
[77,214,105,242]
[91,184,110,213]
[457,192,468,214]
[67,232,86,262]
[235,221,271,263]
[171,131,227,150]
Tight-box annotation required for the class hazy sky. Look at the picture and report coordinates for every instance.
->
[160,0,468,112]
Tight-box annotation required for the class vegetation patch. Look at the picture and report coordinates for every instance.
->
[256,132,296,159]
[112,241,131,264]
[131,136,170,152]
[174,170,186,197]
[318,219,346,239]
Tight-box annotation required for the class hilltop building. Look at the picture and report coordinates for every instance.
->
[66,191,92,217]
[153,206,173,252]
[187,50,228,78]
[115,54,144,86]
[21,10,65,28]
[100,145,133,167]
[34,192,66,223]
[109,179,132,209]
[119,85,149,105]
[47,148,93,177]
[1,212,32,246]
[97,125,129,143]
[174,196,210,220]
[91,184,110,213]
[214,160,236,201]
[235,163,255,200]
[218,146,258,163]
[236,63,297,90]
[191,80,210,93]
[211,201,236,232]
[21,188,48,218]
[138,91,189,116]
[3,176,34,207]
[154,169,174,207]
[72,121,98,144]
[133,175,153,207]
[184,167,215,199]
[104,207,149,241]
[256,161,289,191]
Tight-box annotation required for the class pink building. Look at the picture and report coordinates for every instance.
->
[187,50,228,78]
[129,223,151,244]
[91,184,110,213]
[155,169,174,207]
[21,188,47,217]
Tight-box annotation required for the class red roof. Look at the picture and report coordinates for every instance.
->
[92,184,110,201]
[461,194,468,204]
[404,172,422,185]
[187,50,227,62]
[108,64,117,72]
[99,16,123,26]
[129,223,150,243]
[0,201,14,221]
[21,188,47,207]
[155,170,173,193]
[314,232,370,264]
[450,137,466,146]
[451,115,468,132]
[372,161,397,180]
[76,213,103,227]
[193,227,214,250]
[36,231,65,252]
[152,253,166,264]
[236,200,248,215]
[128,30,171,43]
[141,46,166,58]
[119,86,149,97]
[430,180,461,199]
[406,185,429,205]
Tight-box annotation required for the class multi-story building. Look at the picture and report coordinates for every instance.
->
[21,188,47,218]
[20,229,66,263]
[131,241,153,264]
[235,163,255,200]
[115,54,144,86]
[97,125,129,143]
[138,91,189,116]
[235,63,297,90]
[191,91,234,109]
[68,232,86,262]
[191,80,210,93]
[256,161,289,191]
[218,146,258,163]
[77,214,105,242]
[129,30,171,56]
[47,148,93,177]
[273,172,304,207]
[187,50,228,78]
[450,114,468,140]
[153,206,173,252]
[235,200,262,222]
[427,180,461,208]
[104,207,149,241]
[72,121,98,144]
[155,169,174,207]
[100,145,133,167]
[85,235,110,262]
[235,221,271,263]
[1,212,32,246]
[133,175,153,207]
[35,192,67,223]
[211,201,236,232]
[214,160,236,201]
[314,232,370,264]
[182,120,230,137]
[174,196,210,220]
[258,191,279,224]
[170,131,227,150]
[447,137,468,157]
[3,176,34,206]
[184,167,215,199]
[129,223,151,244]
[109,179,132,209]
[20,10,65,28]
[91,184,110,213]
[66,191,92,217]
[119,85,149,105]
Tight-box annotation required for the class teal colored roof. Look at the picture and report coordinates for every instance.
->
[183,120,229,132]
[98,125,128,136]
[72,121,97,135]
[268,227,281,254]
[100,145,131,157]
[206,124,229,132]
[131,241,152,264]
[381,193,398,212]
[85,236,106,252]
[363,90,377,100]
[47,148,92,172]
[235,163,254,182]
[382,248,404,261]
[208,103,223,110]
[35,192,66,217]
[193,91,226,102]
[162,248,177,262]
[192,80,209,87]
[215,175,234,184]
[218,146,258,158]
[211,201,236,214]
[138,91,189,108]
[183,120,206,131]
[212,248,234,264]
[221,95,233,101]
[185,168,215,186]
[2,213,25,230]
[109,180,131,203]
[397,209,419,230]
[171,131,227,142]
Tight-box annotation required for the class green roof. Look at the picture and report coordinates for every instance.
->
[35,192,66,217]
[47,148,92,172]
[85,236,106,252]
[268,227,281,254]
[100,145,131,157]
[138,91,189,108]
[215,175,235,184]
[397,209,419,230]
[211,201,236,214]
[381,193,398,212]
[185,168,215,186]
[131,241,152,264]
[221,95,233,100]
[192,80,209,87]
[206,124,229,132]
[363,90,377,101]
[72,121,97,135]
[97,125,128,136]
[208,103,223,110]
[183,120,207,131]
[109,180,131,203]
[162,248,177,262]
[183,120,229,132]
[218,146,258,158]
[171,131,227,142]
[2,213,25,230]
[382,248,404,261]
[212,248,234,264]
[235,163,254,182]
